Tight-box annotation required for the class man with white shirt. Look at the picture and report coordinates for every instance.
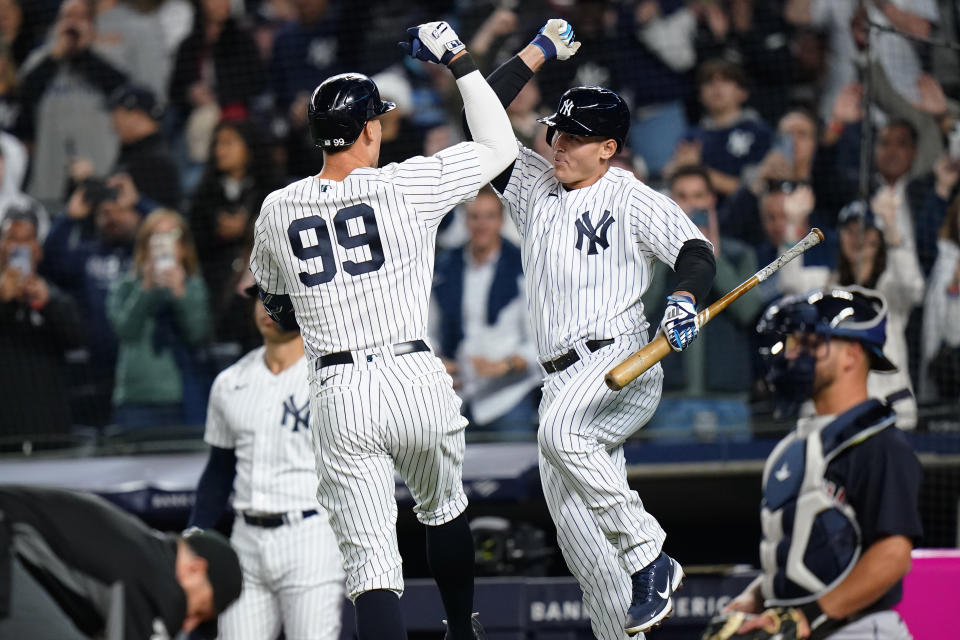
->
[432,186,539,434]
[189,297,344,640]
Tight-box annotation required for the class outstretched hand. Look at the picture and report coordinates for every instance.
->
[531,19,581,61]
[400,21,466,65]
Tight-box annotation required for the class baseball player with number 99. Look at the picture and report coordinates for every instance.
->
[462,19,717,639]
[250,20,517,640]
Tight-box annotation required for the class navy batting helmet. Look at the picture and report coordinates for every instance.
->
[537,86,630,152]
[757,286,897,372]
[308,73,396,150]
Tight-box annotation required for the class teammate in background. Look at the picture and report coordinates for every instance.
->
[0,485,241,640]
[249,21,518,640]
[723,287,921,639]
[465,20,716,638]
[188,291,344,640]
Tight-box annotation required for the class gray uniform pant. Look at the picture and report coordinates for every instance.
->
[827,611,912,640]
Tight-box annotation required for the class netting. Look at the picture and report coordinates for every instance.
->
[0,0,957,543]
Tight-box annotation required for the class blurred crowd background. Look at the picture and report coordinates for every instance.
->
[1,0,960,451]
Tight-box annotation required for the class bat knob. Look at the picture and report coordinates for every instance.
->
[604,372,622,391]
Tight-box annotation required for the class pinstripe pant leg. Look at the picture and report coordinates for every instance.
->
[537,341,666,576]
[385,355,469,526]
[311,372,404,600]
[540,454,636,640]
[220,520,282,640]
[274,516,346,640]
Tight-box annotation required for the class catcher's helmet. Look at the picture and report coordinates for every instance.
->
[757,285,897,372]
[537,86,630,152]
[308,73,396,150]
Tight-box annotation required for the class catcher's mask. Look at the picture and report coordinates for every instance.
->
[757,286,896,418]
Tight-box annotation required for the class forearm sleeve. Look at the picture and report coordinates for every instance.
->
[461,55,534,140]
[453,57,519,184]
[673,239,717,307]
[188,446,237,529]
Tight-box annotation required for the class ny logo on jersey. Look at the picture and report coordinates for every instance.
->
[559,99,575,117]
[281,395,310,432]
[574,210,615,255]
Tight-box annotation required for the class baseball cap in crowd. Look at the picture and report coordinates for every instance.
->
[108,84,164,121]
[181,528,242,635]
[837,200,877,229]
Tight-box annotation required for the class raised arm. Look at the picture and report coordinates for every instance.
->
[402,21,517,184]
[461,20,581,190]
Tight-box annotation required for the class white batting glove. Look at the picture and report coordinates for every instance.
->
[660,293,699,352]
[530,19,581,61]
[402,21,466,65]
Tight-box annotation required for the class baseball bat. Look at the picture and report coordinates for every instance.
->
[604,228,826,391]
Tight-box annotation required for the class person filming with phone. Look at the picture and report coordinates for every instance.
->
[0,209,84,441]
[106,209,212,430]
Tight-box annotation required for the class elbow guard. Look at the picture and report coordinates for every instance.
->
[257,289,300,332]
[673,239,716,306]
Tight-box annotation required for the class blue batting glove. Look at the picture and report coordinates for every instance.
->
[660,293,699,352]
[530,19,581,61]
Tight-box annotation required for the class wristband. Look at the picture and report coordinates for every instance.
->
[798,600,828,630]
[447,53,478,79]
[530,34,556,60]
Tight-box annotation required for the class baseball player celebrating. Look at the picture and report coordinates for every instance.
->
[462,20,717,638]
[249,22,517,640]
[188,294,345,640]
[708,287,921,640]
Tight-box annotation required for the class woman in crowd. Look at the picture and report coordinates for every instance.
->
[107,209,211,429]
[777,199,925,427]
[921,196,960,402]
[188,119,279,344]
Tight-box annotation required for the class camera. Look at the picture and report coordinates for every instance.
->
[79,177,119,209]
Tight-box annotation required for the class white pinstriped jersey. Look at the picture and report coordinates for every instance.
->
[500,144,709,359]
[203,347,317,513]
[250,144,485,360]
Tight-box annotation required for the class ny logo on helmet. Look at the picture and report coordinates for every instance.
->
[574,210,615,255]
[559,99,574,117]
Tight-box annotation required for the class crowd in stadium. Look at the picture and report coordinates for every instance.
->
[0,0,958,442]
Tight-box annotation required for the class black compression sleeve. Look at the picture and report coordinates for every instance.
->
[188,446,237,529]
[460,55,533,192]
[461,55,534,142]
[673,239,717,307]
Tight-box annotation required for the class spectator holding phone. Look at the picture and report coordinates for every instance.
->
[40,174,145,426]
[643,165,764,439]
[0,209,84,440]
[107,209,211,429]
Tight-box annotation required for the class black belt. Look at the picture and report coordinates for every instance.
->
[242,510,318,528]
[315,339,430,370]
[542,339,615,374]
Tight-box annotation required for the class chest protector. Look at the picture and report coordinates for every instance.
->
[759,399,896,605]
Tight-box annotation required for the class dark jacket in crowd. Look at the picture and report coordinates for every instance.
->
[114,132,182,209]
[0,285,84,437]
[169,17,265,116]
[39,217,134,375]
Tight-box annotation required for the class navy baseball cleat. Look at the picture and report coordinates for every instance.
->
[624,552,685,635]
[444,612,487,640]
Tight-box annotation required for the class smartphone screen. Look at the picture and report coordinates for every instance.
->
[8,245,33,276]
